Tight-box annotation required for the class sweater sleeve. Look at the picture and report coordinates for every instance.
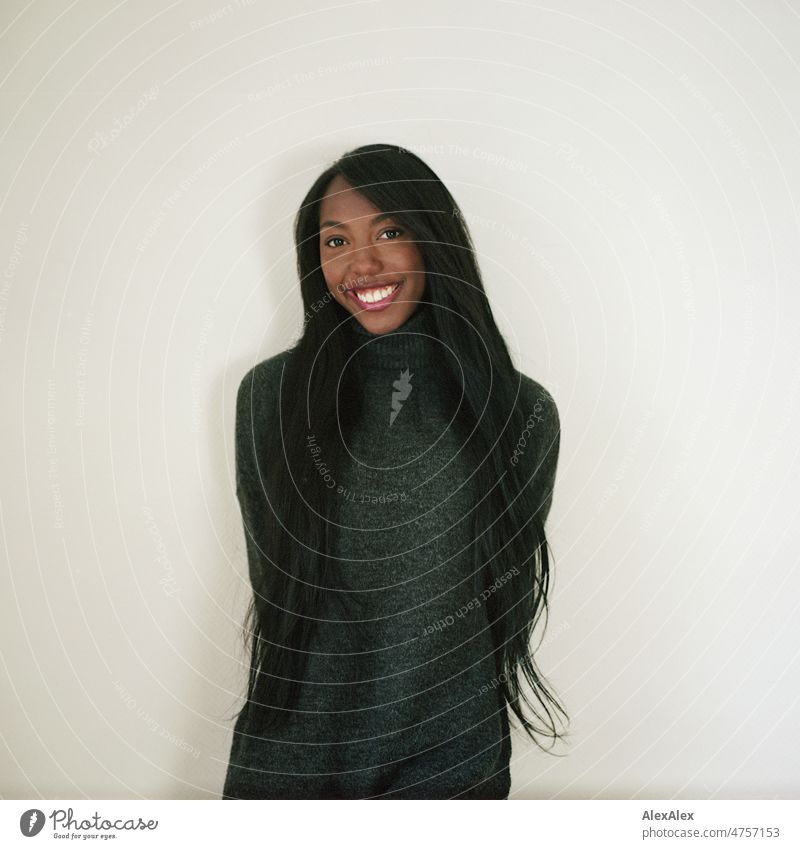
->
[235,365,265,592]
[517,375,561,526]
[234,354,289,591]
[234,366,255,501]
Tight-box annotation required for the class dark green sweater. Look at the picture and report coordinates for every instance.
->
[222,302,560,799]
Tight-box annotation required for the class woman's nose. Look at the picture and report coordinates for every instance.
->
[347,243,382,275]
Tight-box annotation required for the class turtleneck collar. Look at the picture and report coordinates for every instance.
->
[345,300,439,369]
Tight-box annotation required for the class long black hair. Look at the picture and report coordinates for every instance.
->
[235,142,568,750]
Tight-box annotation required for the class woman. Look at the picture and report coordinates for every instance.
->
[222,143,567,799]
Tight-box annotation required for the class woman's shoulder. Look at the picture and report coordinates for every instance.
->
[512,368,560,432]
[233,350,294,493]
[511,370,561,516]
[237,349,293,401]
[235,349,294,428]
[239,348,293,389]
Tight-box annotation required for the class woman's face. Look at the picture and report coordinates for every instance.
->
[318,175,427,335]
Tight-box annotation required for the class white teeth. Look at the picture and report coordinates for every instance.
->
[353,283,399,303]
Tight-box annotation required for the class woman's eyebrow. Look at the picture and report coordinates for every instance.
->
[320,212,396,230]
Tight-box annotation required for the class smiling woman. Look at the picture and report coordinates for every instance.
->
[222,142,566,800]
[318,177,427,332]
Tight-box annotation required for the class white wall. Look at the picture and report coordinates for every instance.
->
[1,0,798,799]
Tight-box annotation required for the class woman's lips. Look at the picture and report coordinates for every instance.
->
[346,280,404,311]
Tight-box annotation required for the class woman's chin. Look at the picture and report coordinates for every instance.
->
[354,304,418,334]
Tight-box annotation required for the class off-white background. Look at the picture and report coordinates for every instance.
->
[1,0,798,800]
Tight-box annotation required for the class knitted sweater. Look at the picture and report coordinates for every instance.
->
[222,301,560,799]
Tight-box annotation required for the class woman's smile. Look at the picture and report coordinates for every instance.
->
[347,279,404,310]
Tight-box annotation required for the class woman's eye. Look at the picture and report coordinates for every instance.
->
[323,228,403,249]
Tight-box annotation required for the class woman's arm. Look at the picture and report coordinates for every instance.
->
[515,374,561,525]
[234,353,291,589]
